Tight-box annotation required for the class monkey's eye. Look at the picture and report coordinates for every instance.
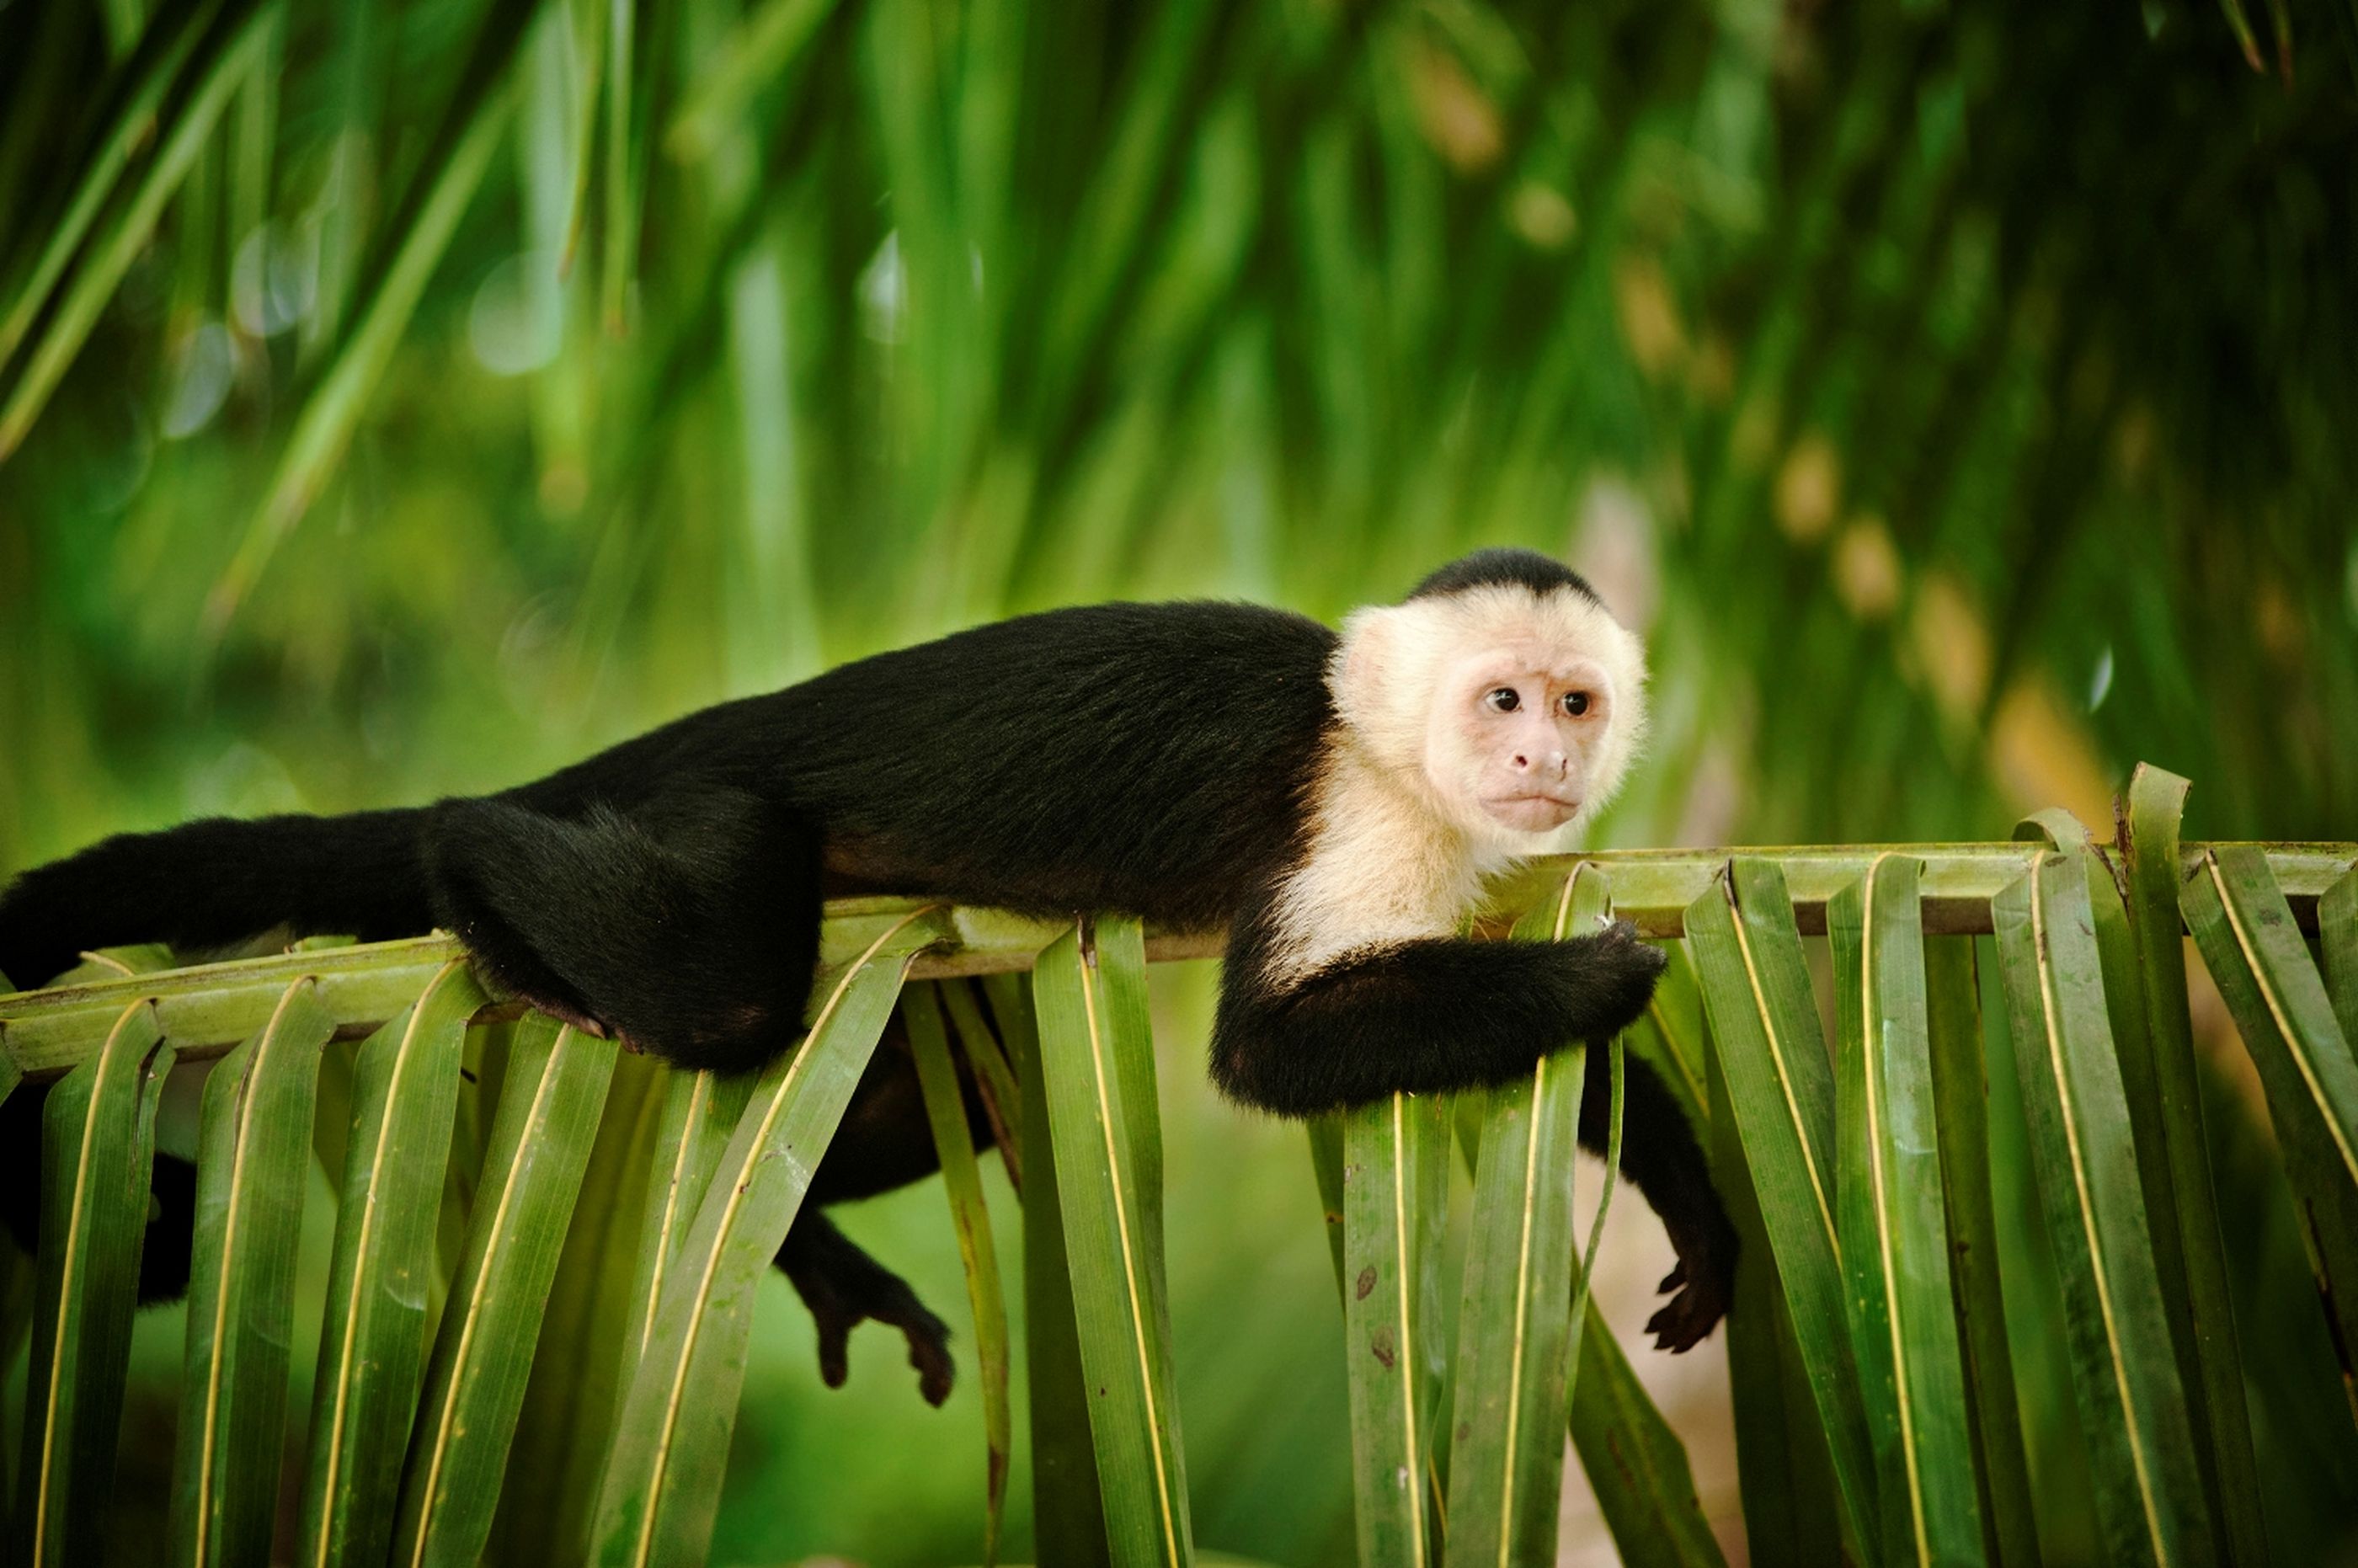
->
[1485,687,1521,712]
[1563,691,1592,717]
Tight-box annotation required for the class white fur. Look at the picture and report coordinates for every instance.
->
[1262,583,1648,984]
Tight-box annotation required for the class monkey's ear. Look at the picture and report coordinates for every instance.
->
[1333,603,1448,779]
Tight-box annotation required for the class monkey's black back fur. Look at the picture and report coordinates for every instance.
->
[504,600,1340,930]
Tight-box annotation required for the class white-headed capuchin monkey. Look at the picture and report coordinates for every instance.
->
[0,547,1735,1401]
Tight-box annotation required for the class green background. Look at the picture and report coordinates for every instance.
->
[2,0,2354,1559]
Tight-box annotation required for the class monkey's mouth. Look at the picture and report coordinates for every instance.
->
[1481,792,1583,831]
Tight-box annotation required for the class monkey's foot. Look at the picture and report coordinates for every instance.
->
[1644,1257,1735,1354]
[808,1273,957,1407]
[777,1212,957,1405]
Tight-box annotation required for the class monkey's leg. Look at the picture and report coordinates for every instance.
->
[422,787,822,1073]
[1578,1046,1737,1352]
[770,1009,1001,1405]
[1209,916,1667,1115]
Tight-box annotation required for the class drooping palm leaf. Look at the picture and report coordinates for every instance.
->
[1918,935,2040,1567]
[1685,857,1877,1557]
[16,1002,174,1567]
[1030,916,1195,1568]
[2182,844,2358,1425]
[2120,768,2268,1560]
[299,963,489,1568]
[906,981,1016,1564]
[587,909,942,1566]
[168,979,331,1567]
[1565,1311,1728,1568]
[1338,1086,1451,1567]
[1001,963,1115,1568]
[1444,866,1592,1567]
[1826,855,1983,1563]
[624,1065,760,1367]
[2019,805,2229,1556]
[490,1051,665,1566]
[392,1016,618,1567]
[1991,848,2212,1566]
[1710,1011,1840,1568]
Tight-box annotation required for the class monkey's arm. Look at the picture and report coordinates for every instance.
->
[1210,908,1734,1350]
[1208,915,1667,1116]
[1576,1042,1737,1352]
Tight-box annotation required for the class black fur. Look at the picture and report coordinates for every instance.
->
[1406,546,1598,605]
[1211,893,1669,1114]
[424,789,824,1069]
[0,808,432,992]
[0,574,1738,1383]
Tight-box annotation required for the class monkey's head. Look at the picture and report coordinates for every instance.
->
[1333,548,1648,847]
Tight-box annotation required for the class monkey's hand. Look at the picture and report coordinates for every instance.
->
[1640,1193,1739,1353]
[1213,909,1674,1115]
[1645,1257,1734,1353]
[1585,919,1670,1037]
[776,1209,956,1406]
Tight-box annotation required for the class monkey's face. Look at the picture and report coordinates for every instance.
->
[1333,577,1648,851]
[1428,644,1620,835]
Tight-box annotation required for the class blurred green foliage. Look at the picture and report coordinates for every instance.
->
[3,0,2355,1560]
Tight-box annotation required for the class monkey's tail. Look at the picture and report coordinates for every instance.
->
[0,808,435,992]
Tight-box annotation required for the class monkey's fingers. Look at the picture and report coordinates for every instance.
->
[899,1308,957,1408]
[856,1286,957,1405]
[814,1313,854,1389]
[804,1280,955,1404]
[1645,1299,1703,1353]
[1597,919,1669,969]
[1644,1270,1732,1353]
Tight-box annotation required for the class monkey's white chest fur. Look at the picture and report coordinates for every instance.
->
[1261,744,1543,986]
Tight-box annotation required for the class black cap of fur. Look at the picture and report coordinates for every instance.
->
[1406,547,1598,605]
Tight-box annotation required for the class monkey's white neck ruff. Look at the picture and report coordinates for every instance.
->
[1262,740,1534,984]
